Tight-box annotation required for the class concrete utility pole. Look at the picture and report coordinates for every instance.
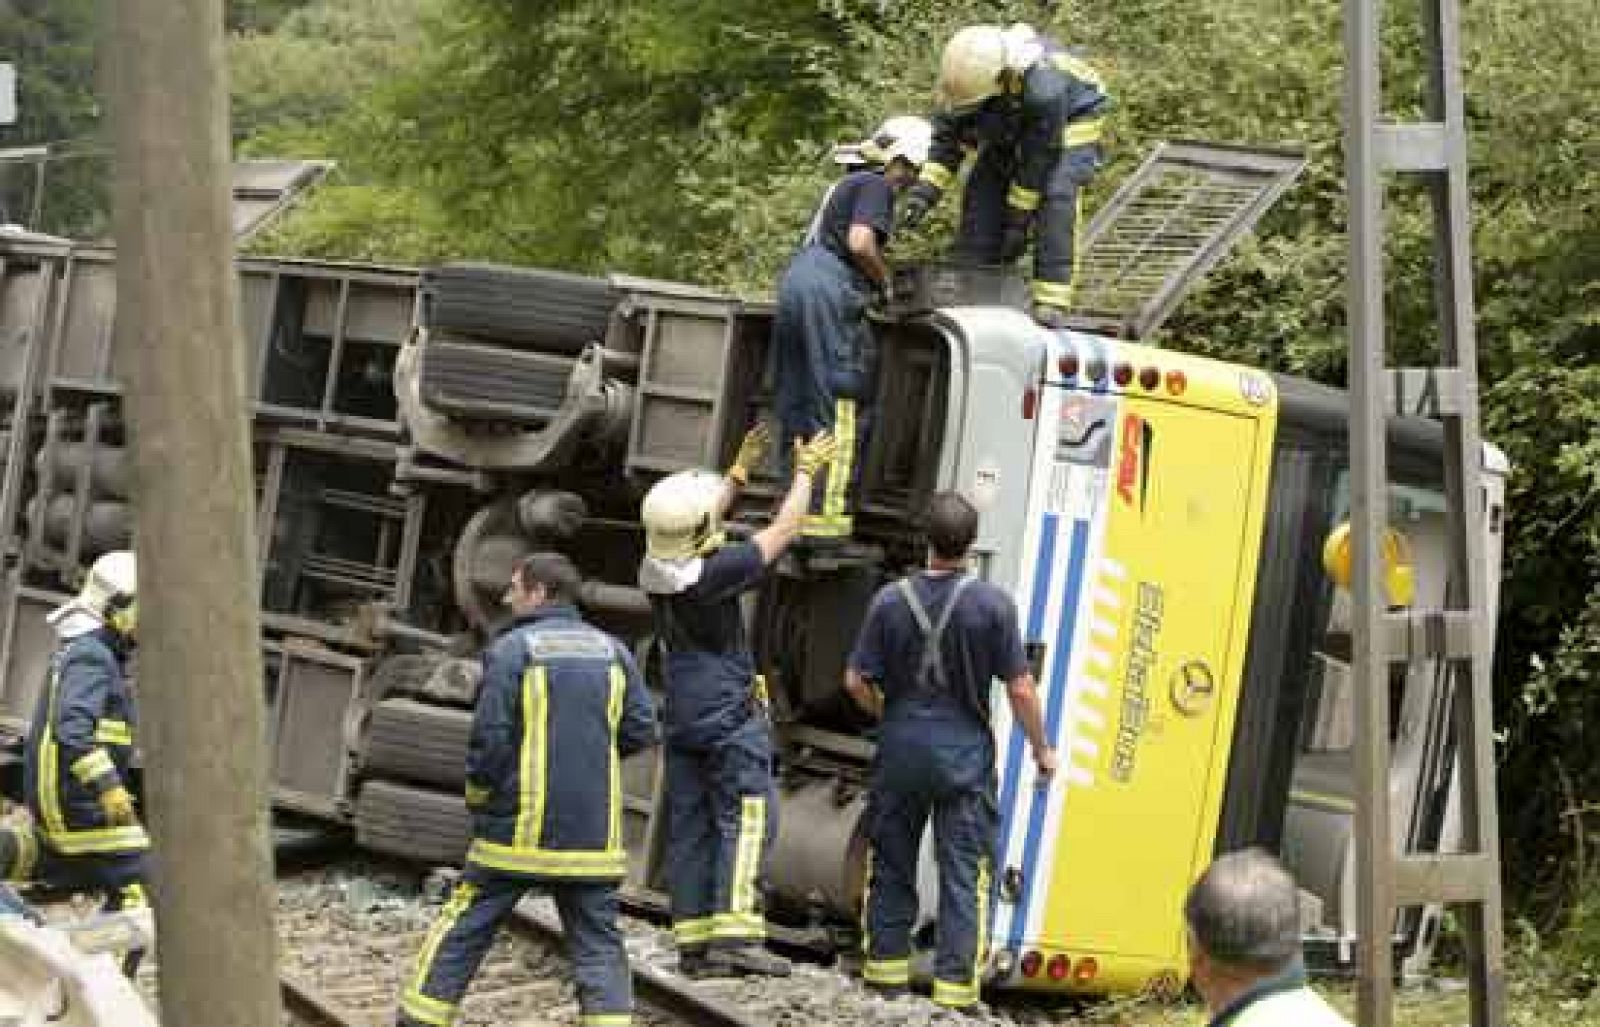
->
[105,1,282,1024]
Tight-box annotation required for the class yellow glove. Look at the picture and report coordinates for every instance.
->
[99,786,138,827]
[464,781,490,809]
[727,422,772,486]
[793,431,839,479]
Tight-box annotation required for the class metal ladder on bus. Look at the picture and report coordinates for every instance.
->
[1344,0,1505,1023]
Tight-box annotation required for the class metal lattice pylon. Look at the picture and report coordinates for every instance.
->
[1344,0,1505,1023]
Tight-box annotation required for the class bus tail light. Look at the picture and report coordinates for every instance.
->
[1112,362,1134,387]
[1073,956,1099,983]
[1047,954,1071,981]
[1022,386,1038,420]
[1058,353,1080,378]
[1166,370,1188,396]
[1020,951,1043,978]
[1138,366,1160,390]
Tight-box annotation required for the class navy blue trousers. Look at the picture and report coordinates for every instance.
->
[861,727,998,1008]
[399,866,630,1026]
[662,715,777,950]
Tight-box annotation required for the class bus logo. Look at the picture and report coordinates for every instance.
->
[1115,413,1154,512]
[1170,659,1216,717]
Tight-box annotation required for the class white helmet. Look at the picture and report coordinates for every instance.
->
[935,23,1043,111]
[51,550,138,634]
[641,471,726,562]
[857,115,934,170]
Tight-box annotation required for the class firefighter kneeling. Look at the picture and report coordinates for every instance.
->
[398,553,658,1027]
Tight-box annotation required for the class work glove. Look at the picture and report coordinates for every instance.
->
[898,183,941,231]
[99,785,138,827]
[998,210,1033,263]
[727,422,771,487]
[793,431,839,479]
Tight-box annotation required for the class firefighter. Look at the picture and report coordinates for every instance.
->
[772,115,932,540]
[5,553,148,926]
[899,23,1112,329]
[638,426,838,977]
[1185,849,1351,1026]
[843,491,1056,1009]
[399,552,658,1027]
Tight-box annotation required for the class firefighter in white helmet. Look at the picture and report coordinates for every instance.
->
[772,115,932,540]
[638,427,838,977]
[900,23,1112,328]
[2,551,148,974]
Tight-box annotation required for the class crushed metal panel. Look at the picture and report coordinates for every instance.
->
[268,642,365,819]
[231,159,333,242]
[1071,141,1306,339]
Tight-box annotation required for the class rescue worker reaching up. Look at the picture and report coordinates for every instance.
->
[899,23,1112,329]
[399,552,658,1027]
[844,492,1056,1009]
[773,115,932,540]
[2,551,148,975]
[639,426,838,977]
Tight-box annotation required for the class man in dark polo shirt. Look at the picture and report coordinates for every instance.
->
[844,490,1056,1008]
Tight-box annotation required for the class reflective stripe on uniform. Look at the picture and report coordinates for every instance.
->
[466,838,628,878]
[579,1015,632,1027]
[41,824,149,855]
[821,398,856,522]
[971,857,991,992]
[729,795,765,919]
[673,917,714,946]
[39,675,67,835]
[1007,184,1041,212]
[920,161,954,191]
[932,978,979,1007]
[402,881,475,1026]
[709,911,765,940]
[69,749,115,787]
[94,719,132,746]
[515,666,550,849]
[801,514,853,537]
[1047,53,1104,87]
[1063,117,1106,148]
[862,957,911,986]
[607,665,625,853]
[464,781,490,807]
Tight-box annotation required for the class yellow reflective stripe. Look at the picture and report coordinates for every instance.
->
[466,838,628,878]
[973,856,991,990]
[1063,116,1106,148]
[859,844,874,959]
[673,917,714,945]
[801,514,853,537]
[403,881,474,1026]
[821,398,856,521]
[709,911,766,940]
[93,720,132,746]
[1047,52,1104,87]
[39,675,66,836]
[730,795,765,916]
[932,978,979,1006]
[515,666,549,849]
[119,882,148,908]
[863,957,911,985]
[464,781,490,807]
[919,161,954,191]
[580,1016,631,1027]
[607,664,625,853]
[1007,184,1041,212]
[70,749,115,786]
[41,824,149,855]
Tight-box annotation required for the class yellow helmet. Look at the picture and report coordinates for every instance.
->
[936,23,1043,111]
[641,471,726,562]
[1321,522,1416,608]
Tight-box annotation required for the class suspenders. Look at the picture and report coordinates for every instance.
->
[896,574,974,693]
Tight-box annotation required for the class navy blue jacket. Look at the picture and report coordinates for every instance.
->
[921,35,1112,214]
[464,606,658,880]
[23,628,148,857]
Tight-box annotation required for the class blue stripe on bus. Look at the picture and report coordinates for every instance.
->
[993,514,1060,919]
[1007,518,1090,951]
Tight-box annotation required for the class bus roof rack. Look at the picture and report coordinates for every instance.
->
[1067,141,1306,340]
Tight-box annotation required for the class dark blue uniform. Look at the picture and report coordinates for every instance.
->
[650,541,778,951]
[21,628,147,901]
[849,571,1028,1008]
[400,605,657,1027]
[919,34,1111,311]
[772,170,895,537]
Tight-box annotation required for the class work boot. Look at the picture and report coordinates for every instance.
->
[708,943,792,977]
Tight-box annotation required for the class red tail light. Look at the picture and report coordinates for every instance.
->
[1020,951,1043,978]
[1022,386,1038,420]
[1058,353,1080,378]
[1047,954,1071,981]
[1073,956,1099,983]
[1138,366,1160,390]
[1112,362,1134,387]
